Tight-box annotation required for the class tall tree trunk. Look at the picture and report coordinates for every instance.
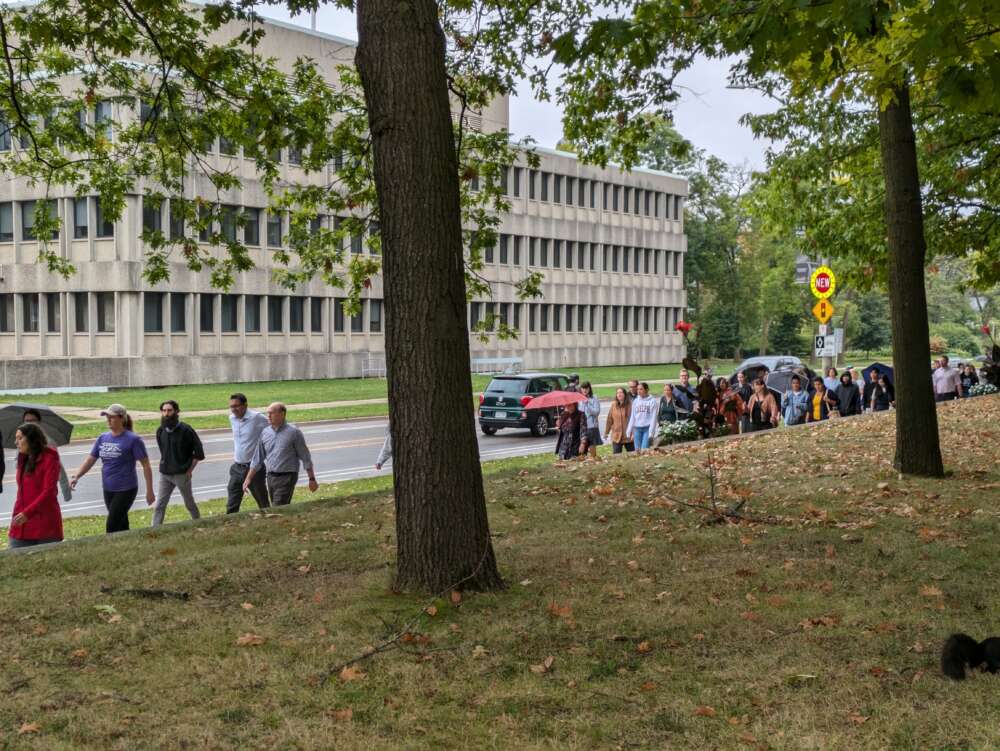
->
[876,81,944,477]
[355,0,504,591]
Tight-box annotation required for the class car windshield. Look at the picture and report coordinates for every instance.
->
[487,378,528,394]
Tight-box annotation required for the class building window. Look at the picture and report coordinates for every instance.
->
[540,238,549,267]
[168,199,185,241]
[644,191,652,216]
[612,246,620,272]
[200,294,215,332]
[219,136,237,156]
[0,117,10,151]
[529,237,537,266]
[540,172,550,201]
[244,208,260,246]
[199,205,211,243]
[540,304,549,332]
[565,176,574,205]
[93,100,113,140]
[500,302,510,327]
[578,242,586,269]
[513,302,521,329]
[529,304,537,332]
[623,247,630,273]
[528,169,538,200]
[351,302,364,333]
[553,174,562,203]
[310,297,323,332]
[221,294,238,332]
[139,99,159,140]
[289,297,305,333]
[0,202,12,242]
[143,292,164,333]
[623,187,631,213]
[566,241,573,269]
[673,252,680,276]
[245,295,261,333]
[469,301,481,330]
[603,244,609,271]
[370,299,382,333]
[44,292,60,332]
[590,305,597,332]
[170,293,186,333]
[334,298,345,333]
[552,239,561,267]
[611,306,618,332]
[634,306,641,331]
[513,167,522,197]
[288,146,302,165]
[268,296,284,333]
[578,305,586,331]
[72,198,89,239]
[20,294,39,333]
[499,234,509,264]
[589,244,596,271]
[267,211,282,248]
[0,294,13,332]
[484,238,494,264]
[73,292,88,332]
[221,205,238,244]
[513,235,521,265]
[95,197,114,237]
[350,231,363,255]
[96,292,115,332]
[21,200,56,241]
[553,304,561,332]
[142,197,162,233]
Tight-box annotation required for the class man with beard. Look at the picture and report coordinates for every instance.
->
[151,400,206,527]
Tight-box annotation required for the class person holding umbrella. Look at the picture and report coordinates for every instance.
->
[7,422,63,549]
[745,378,780,432]
[21,408,72,502]
[70,404,154,534]
[554,400,584,460]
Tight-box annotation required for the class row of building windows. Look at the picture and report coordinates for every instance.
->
[0,292,385,336]
[0,198,115,242]
[471,302,685,334]
[503,167,683,221]
[472,302,682,334]
[487,234,682,275]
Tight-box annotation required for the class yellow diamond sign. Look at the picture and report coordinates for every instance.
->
[812,299,835,325]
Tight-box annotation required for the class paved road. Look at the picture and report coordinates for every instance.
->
[0,415,569,525]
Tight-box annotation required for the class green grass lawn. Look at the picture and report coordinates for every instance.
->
[2,396,998,749]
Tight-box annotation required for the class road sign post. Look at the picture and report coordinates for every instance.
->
[810,266,837,368]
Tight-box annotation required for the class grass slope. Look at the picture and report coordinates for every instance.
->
[2,396,998,749]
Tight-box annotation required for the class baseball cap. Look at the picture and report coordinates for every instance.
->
[100,403,127,417]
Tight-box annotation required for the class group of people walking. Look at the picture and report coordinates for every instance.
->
[551,363,909,461]
[6,395,318,549]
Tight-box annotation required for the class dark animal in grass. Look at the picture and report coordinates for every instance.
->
[941,633,1000,680]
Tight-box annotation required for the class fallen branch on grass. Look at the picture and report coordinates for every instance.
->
[99,585,190,601]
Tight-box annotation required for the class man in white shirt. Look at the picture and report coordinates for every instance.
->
[227,393,270,512]
[932,355,963,402]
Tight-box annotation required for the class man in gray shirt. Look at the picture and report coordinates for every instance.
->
[227,393,270,513]
[243,402,319,506]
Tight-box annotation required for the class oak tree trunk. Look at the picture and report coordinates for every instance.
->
[355,0,504,591]
[876,81,944,477]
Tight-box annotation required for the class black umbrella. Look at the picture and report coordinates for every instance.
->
[765,370,812,398]
[0,403,74,449]
[862,362,894,387]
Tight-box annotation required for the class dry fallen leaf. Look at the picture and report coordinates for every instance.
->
[450,590,462,605]
[547,602,573,619]
[471,644,489,659]
[529,656,555,674]
[329,708,353,722]
[159,547,177,556]
[636,641,652,654]
[236,633,265,647]
[919,585,943,598]
[848,713,870,725]
[425,605,438,617]
[339,665,366,682]
[18,723,41,735]
[694,706,716,718]
[639,680,657,692]
[241,602,255,611]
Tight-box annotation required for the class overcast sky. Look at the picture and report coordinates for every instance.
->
[259,6,778,170]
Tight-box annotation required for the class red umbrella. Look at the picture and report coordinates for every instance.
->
[523,390,588,410]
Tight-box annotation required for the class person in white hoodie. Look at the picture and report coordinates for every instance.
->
[625,382,659,452]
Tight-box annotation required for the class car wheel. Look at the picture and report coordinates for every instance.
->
[481,425,498,436]
[531,412,550,437]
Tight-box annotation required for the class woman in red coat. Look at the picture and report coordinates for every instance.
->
[8,423,63,548]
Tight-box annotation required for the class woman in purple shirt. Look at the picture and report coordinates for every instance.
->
[70,404,155,533]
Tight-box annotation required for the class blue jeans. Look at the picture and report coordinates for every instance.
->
[633,425,651,450]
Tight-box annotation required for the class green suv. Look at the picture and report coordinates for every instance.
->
[478,372,570,437]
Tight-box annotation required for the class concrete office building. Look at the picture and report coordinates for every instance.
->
[0,17,686,389]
